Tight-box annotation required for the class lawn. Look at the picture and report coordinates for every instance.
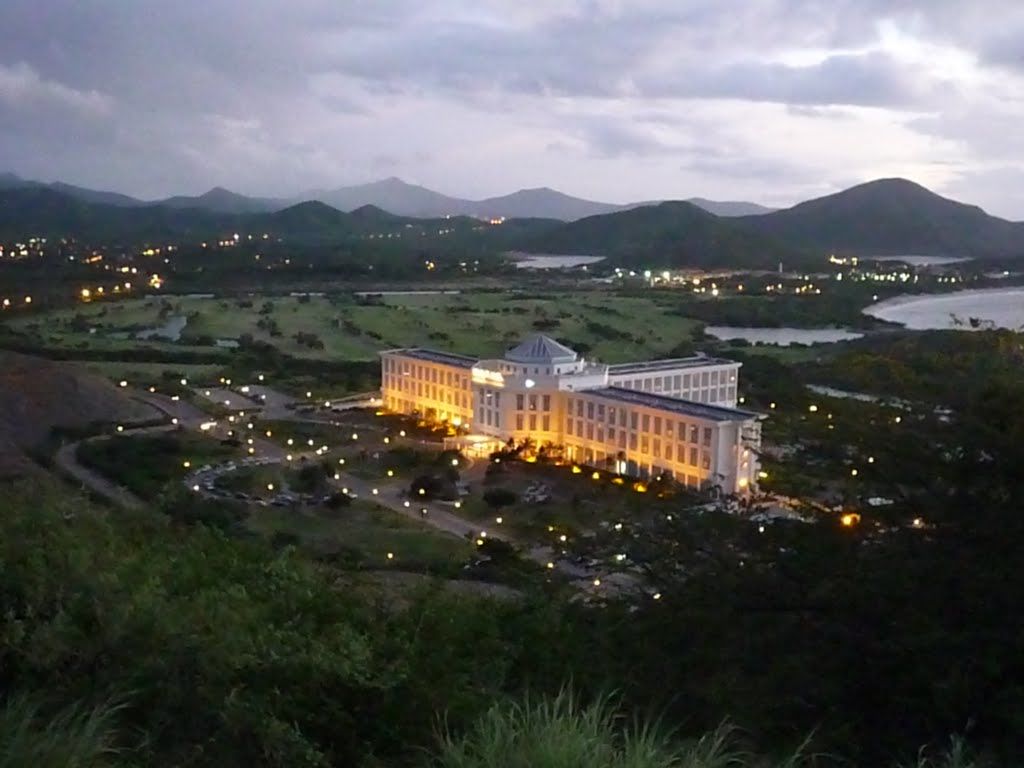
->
[7,290,706,365]
[246,499,472,572]
[76,430,240,498]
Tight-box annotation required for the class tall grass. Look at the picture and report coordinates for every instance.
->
[0,695,122,768]
[894,737,988,768]
[432,688,802,768]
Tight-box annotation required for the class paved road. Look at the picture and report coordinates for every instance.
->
[54,420,177,510]
[59,388,625,591]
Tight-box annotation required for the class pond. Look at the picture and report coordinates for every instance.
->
[135,315,187,341]
[704,326,864,346]
[863,287,1024,330]
[512,254,606,269]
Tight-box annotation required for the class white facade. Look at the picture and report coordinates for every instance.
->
[380,335,762,494]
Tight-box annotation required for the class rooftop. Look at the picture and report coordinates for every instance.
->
[584,387,760,422]
[382,348,478,369]
[608,357,739,375]
[505,334,578,363]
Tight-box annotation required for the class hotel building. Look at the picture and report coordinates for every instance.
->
[380,335,762,494]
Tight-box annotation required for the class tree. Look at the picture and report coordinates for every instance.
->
[483,487,517,511]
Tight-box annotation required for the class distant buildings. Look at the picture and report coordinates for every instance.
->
[380,335,762,495]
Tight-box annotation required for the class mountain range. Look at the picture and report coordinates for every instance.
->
[1,174,1022,267]
[0,172,773,221]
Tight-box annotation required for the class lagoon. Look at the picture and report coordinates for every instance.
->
[864,288,1024,330]
[512,254,605,269]
[705,326,864,346]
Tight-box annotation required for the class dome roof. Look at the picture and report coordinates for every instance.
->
[505,334,578,364]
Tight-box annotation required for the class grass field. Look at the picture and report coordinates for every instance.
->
[246,499,472,571]
[5,291,704,364]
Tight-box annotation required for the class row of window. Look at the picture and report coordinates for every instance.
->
[382,358,470,389]
[384,378,470,410]
[514,393,551,412]
[565,418,713,468]
[566,397,714,445]
[611,368,736,392]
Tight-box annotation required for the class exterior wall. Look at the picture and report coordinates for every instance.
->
[607,362,741,407]
[379,352,473,426]
[558,390,760,494]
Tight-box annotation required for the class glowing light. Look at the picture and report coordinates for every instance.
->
[495,516,503,524]
[118,380,128,388]
[267,483,275,491]
[592,579,601,587]
[386,552,394,560]
[841,513,860,527]
[116,425,124,433]
[182,461,191,468]
[591,471,600,480]
[571,465,581,474]
[808,404,818,413]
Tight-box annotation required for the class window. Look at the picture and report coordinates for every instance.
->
[673,374,681,389]
[653,416,662,435]
[619,433,627,449]
[576,419,583,437]
[630,412,638,430]
[608,406,616,423]
[567,397,574,413]
[701,372,709,387]
[689,425,699,444]
[494,392,501,407]
[701,452,711,470]
[703,427,712,447]
[653,439,661,458]
[654,376,663,390]
[664,445,673,461]
[516,394,524,410]
[643,379,652,391]
[586,423,593,440]
[711,370,719,385]
[516,414,524,430]
[597,428,604,442]
[542,394,551,411]
[608,427,616,440]
[529,394,537,411]
[529,414,537,430]
[640,436,649,453]
[542,415,550,431]
[629,433,638,450]
[641,414,650,432]
[586,402,594,419]
[597,404,605,420]
[689,447,698,466]
[576,400,584,417]
[566,416,573,431]
[683,374,691,389]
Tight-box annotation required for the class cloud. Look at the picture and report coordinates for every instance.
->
[0,62,111,117]
[0,0,1022,215]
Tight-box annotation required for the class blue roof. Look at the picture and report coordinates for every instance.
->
[383,348,478,369]
[505,334,578,363]
[582,387,760,422]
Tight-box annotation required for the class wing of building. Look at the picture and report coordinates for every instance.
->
[380,334,762,494]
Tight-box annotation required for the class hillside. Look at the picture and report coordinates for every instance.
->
[522,200,800,269]
[0,351,153,474]
[737,178,1024,258]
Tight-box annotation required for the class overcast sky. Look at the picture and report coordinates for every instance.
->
[2,1,1023,216]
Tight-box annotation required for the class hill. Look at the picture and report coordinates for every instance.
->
[736,178,1024,258]
[686,197,775,217]
[157,186,283,213]
[522,200,799,269]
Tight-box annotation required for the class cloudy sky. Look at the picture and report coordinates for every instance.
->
[2,1,1024,216]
